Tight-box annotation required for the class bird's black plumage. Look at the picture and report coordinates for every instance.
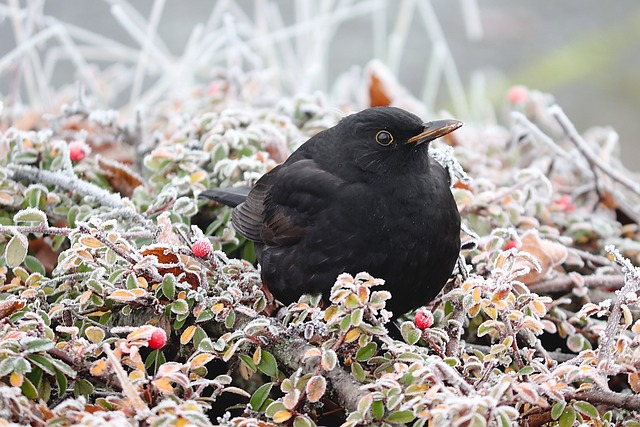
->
[201,106,462,316]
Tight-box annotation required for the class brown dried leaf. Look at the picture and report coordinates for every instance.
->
[516,231,568,284]
[0,298,26,321]
[140,245,200,290]
[97,156,144,198]
[369,72,392,107]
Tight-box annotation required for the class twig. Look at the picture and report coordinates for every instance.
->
[459,174,541,215]
[564,389,640,411]
[597,246,640,374]
[528,274,625,294]
[466,344,576,363]
[0,223,73,236]
[445,299,465,357]
[550,105,640,198]
[7,164,150,226]
[103,343,150,414]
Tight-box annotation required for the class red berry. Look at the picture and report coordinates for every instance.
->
[192,238,212,257]
[69,141,87,162]
[148,327,167,349]
[504,241,518,250]
[415,309,434,330]
[555,195,576,213]
[507,85,529,104]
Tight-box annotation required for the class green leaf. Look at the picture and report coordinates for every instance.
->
[551,401,566,420]
[293,415,315,427]
[0,358,16,376]
[37,374,51,402]
[250,382,273,412]
[162,274,176,299]
[573,401,599,419]
[385,410,416,424]
[196,309,214,323]
[55,368,68,396]
[24,255,46,275]
[265,401,287,418]
[50,358,76,378]
[27,354,55,376]
[171,299,189,315]
[239,354,257,371]
[24,338,54,353]
[400,321,421,345]
[372,400,384,420]
[200,338,216,353]
[193,326,207,349]
[356,342,377,362]
[13,357,31,375]
[351,308,364,327]
[559,407,576,427]
[477,320,495,337]
[340,315,352,332]
[74,378,94,398]
[517,366,534,376]
[14,208,47,225]
[257,350,278,378]
[5,233,28,268]
[225,310,236,328]
[351,361,366,382]
[21,376,38,399]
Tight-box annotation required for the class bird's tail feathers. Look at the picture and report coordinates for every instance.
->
[199,187,251,208]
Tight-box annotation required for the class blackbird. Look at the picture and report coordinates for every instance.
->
[201,106,462,316]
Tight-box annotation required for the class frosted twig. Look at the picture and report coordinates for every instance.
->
[550,105,640,198]
[129,0,165,108]
[528,274,625,294]
[511,111,570,159]
[103,343,150,414]
[417,0,470,118]
[597,246,640,375]
[387,0,415,75]
[7,164,150,227]
[460,0,483,40]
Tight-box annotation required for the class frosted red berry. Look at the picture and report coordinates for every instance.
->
[415,309,434,330]
[504,241,518,250]
[69,141,87,162]
[148,327,167,349]
[192,238,212,257]
[555,195,576,213]
[508,85,529,104]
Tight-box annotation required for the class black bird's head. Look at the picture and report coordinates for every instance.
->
[325,106,462,176]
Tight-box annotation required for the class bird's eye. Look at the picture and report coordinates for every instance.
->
[375,130,394,146]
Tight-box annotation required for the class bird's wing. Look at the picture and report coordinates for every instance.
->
[232,159,343,246]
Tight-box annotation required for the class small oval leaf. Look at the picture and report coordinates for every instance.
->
[306,375,326,403]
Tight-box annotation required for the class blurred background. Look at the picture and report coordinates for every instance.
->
[1,0,639,169]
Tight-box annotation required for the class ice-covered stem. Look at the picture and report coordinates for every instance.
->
[550,105,640,198]
[500,311,525,370]
[102,343,149,414]
[0,223,73,236]
[7,164,152,227]
[597,245,640,374]
[528,274,625,294]
[445,299,465,357]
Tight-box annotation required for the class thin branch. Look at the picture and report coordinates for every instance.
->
[7,164,151,227]
[550,105,640,198]
[564,389,640,411]
[528,274,625,294]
